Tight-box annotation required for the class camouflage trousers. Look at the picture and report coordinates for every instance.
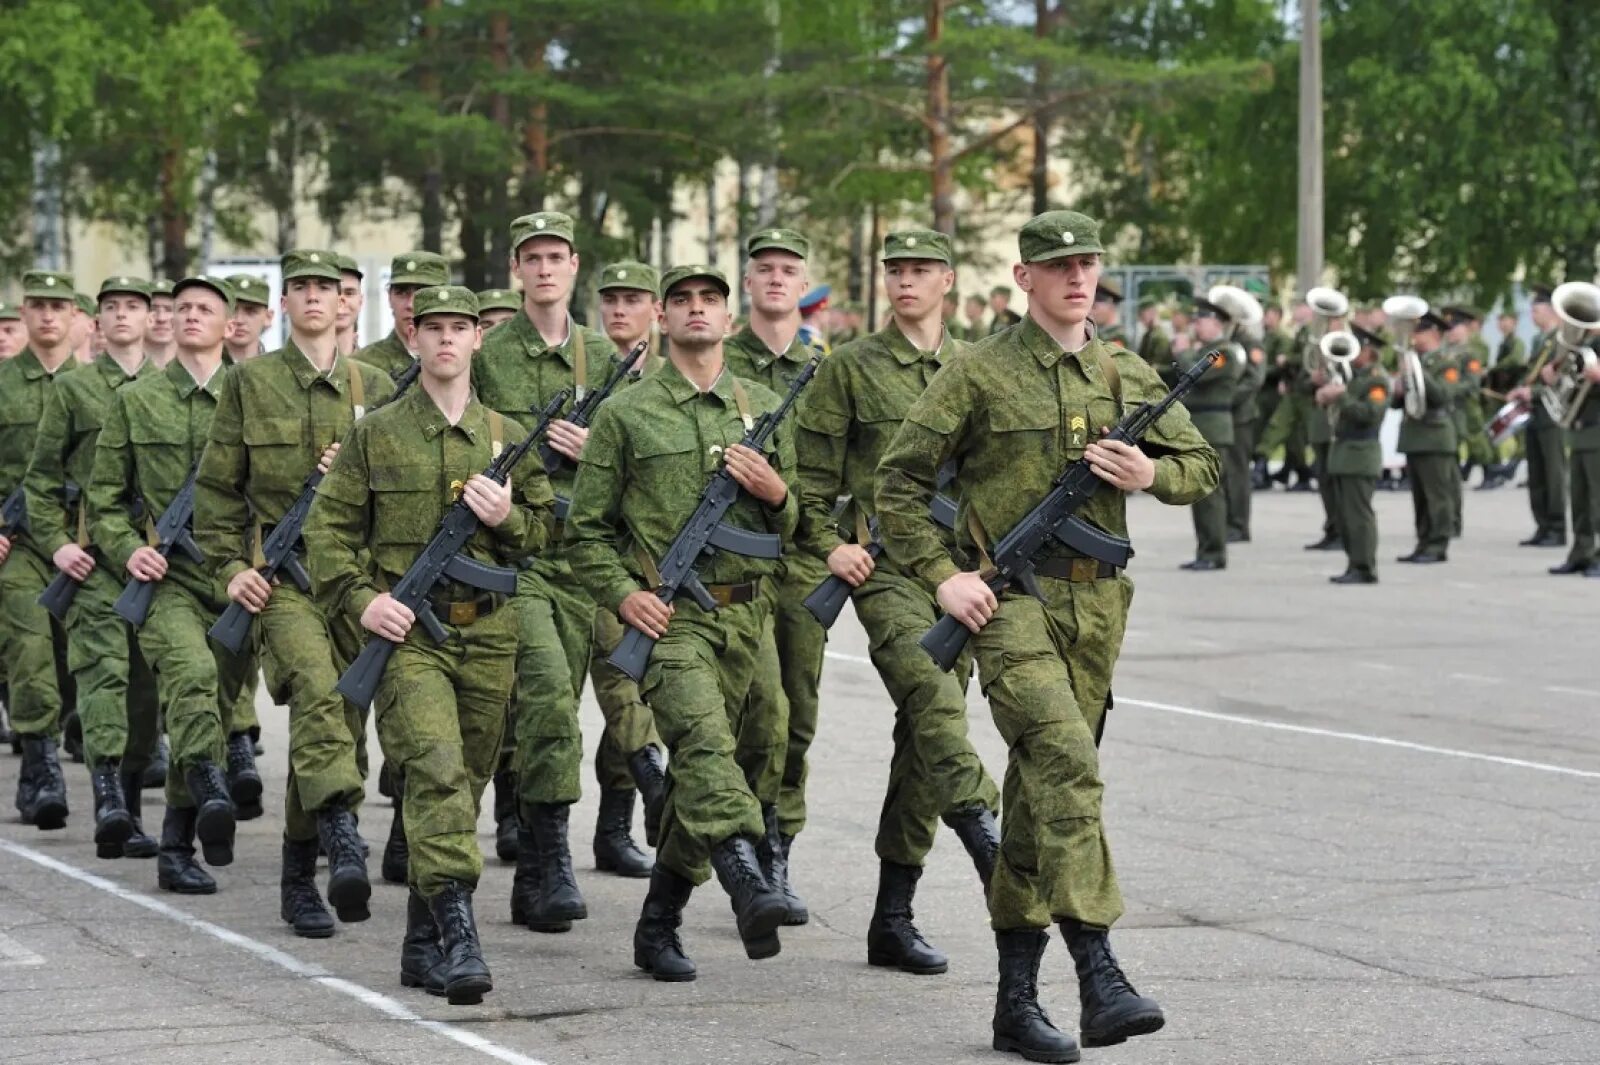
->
[588,606,661,790]
[510,554,591,812]
[66,559,159,772]
[375,604,516,899]
[0,541,68,738]
[255,583,365,842]
[971,576,1133,931]
[644,597,769,886]
[851,567,998,866]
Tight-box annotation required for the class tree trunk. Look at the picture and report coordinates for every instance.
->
[489,9,512,279]
[847,210,865,305]
[158,142,189,279]
[420,0,444,251]
[1030,0,1057,215]
[705,171,718,267]
[927,0,955,236]
[522,34,550,211]
[866,201,882,330]
[735,161,752,316]
[459,180,487,290]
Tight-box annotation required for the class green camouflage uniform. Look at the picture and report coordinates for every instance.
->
[793,318,998,866]
[1135,325,1171,383]
[306,383,555,898]
[353,330,414,381]
[24,352,159,770]
[196,335,397,842]
[567,359,797,885]
[1327,367,1389,579]
[1392,347,1460,558]
[875,311,1219,930]
[1177,341,1244,566]
[1458,334,1494,468]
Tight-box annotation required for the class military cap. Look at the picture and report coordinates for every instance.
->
[1352,324,1386,349]
[280,249,340,284]
[225,273,273,306]
[1528,284,1553,305]
[73,292,97,315]
[150,279,175,298]
[334,253,363,278]
[1137,294,1160,311]
[1441,303,1483,324]
[1018,210,1106,263]
[411,285,479,321]
[388,251,450,288]
[798,284,831,313]
[98,275,152,303]
[1416,308,1449,332]
[1243,277,1271,298]
[23,270,75,301]
[597,261,660,296]
[173,275,237,313]
[882,228,953,265]
[745,227,810,259]
[990,285,1013,297]
[1192,295,1228,320]
[1095,278,1124,304]
[475,288,521,313]
[0,301,17,320]
[510,211,576,254]
[660,264,731,298]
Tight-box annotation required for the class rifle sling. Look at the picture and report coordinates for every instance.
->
[572,324,586,399]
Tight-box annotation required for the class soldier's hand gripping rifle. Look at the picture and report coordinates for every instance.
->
[0,485,27,553]
[919,349,1223,672]
[114,460,204,627]
[335,389,571,708]
[37,483,83,620]
[208,363,424,654]
[608,355,821,684]
[543,338,648,521]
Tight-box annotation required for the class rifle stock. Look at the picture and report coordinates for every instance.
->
[112,462,204,629]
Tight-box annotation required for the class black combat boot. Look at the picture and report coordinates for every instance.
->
[400,889,446,995]
[633,864,696,982]
[710,835,786,960]
[992,929,1080,1063]
[526,802,587,930]
[509,825,561,929]
[492,769,518,862]
[381,770,409,884]
[317,807,371,922]
[1059,919,1165,1048]
[627,744,667,848]
[593,788,652,877]
[867,862,948,975]
[280,836,335,938]
[22,735,68,830]
[429,881,493,1005]
[119,765,158,858]
[13,736,38,822]
[183,759,236,866]
[141,733,169,790]
[225,731,262,820]
[90,760,133,858]
[945,803,1000,890]
[750,804,806,926]
[157,806,216,894]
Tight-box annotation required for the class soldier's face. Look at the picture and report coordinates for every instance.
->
[97,294,150,347]
[388,284,422,333]
[1092,297,1118,325]
[479,308,516,331]
[1015,254,1099,329]
[744,252,805,317]
[147,296,175,343]
[337,273,363,332]
[601,288,658,346]
[989,292,1009,313]
[22,297,72,347]
[513,238,578,308]
[0,320,24,358]
[1194,313,1226,343]
[883,259,953,324]
[284,278,336,336]
[1530,302,1555,330]
[661,282,730,349]
[1414,326,1441,353]
[965,297,985,321]
[230,301,274,347]
[175,290,230,352]
[414,314,481,380]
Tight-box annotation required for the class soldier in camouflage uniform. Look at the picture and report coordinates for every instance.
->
[476,289,520,331]
[353,252,449,380]
[144,279,177,369]
[877,211,1217,1060]
[335,255,365,358]
[88,276,254,894]
[0,301,26,359]
[568,264,800,981]
[1392,308,1458,563]
[1319,326,1389,584]
[723,227,829,924]
[223,274,273,364]
[24,275,160,856]
[0,270,81,829]
[1177,294,1245,571]
[793,229,1000,976]
[309,284,554,1004]
[1091,280,1126,346]
[197,250,401,937]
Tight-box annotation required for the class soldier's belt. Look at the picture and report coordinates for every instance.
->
[702,579,762,607]
[428,590,505,627]
[1337,428,1380,441]
[1032,557,1119,582]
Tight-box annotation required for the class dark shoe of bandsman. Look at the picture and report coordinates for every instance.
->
[280,836,335,938]
[1059,919,1165,1048]
[593,787,652,877]
[1329,570,1378,585]
[633,865,697,982]
[991,928,1080,1063]
[867,861,948,975]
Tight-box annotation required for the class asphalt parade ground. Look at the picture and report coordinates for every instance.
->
[2,482,1596,1065]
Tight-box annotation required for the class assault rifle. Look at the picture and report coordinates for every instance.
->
[545,338,649,521]
[37,484,83,620]
[336,389,571,707]
[919,348,1223,671]
[608,355,821,683]
[0,485,26,541]
[802,483,959,630]
[114,460,204,627]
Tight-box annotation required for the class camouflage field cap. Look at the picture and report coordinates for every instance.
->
[882,228,952,265]
[510,211,576,254]
[412,285,479,322]
[1095,278,1124,303]
[173,275,237,314]
[1137,294,1161,311]
[151,279,175,298]
[475,288,521,313]
[334,253,363,278]
[279,249,341,284]
[23,271,75,301]
[0,301,17,320]
[225,273,273,305]
[73,292,97,315]
[98,275,153,303]
[1018,210,1106,263]
[598,261,660,296]
[746,227,810,259]
[660,264,731,298]
[388,251,450,288]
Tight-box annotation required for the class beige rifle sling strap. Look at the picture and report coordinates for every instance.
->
[488,410,505,459]
[571,324,587,401]
[729,375,755,432]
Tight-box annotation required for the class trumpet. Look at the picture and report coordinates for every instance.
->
[1302,286,1349,373]
[1541,281,1600,427]
[1383,294,1430,419]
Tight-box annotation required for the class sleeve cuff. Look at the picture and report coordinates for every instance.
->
[600,576,642,616]
[1147,459,1176,500]
[916,556,962,591]
[347,586,379,627]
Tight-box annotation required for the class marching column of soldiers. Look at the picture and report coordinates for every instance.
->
[0,199,1592,1063]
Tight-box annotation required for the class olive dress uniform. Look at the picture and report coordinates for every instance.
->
[1177,337,1243,569]
[1226,344,1266,539]
[1558,366,1600,574]
[1525,332,1569,543]
[1392,343,1459,561]
[1326,366,1389,582]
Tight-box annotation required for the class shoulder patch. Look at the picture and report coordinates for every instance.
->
[1367,385,1388,403]
[1443,367,1460,383]
[1467,359,1483,373]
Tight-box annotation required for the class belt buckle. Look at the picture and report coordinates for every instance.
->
[709,585,733,608]
[447,600,479,626]
[1070,558,1100,582]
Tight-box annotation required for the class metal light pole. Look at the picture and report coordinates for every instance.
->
[1296,0,1324,296]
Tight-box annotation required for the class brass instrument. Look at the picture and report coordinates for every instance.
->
[1317,329,1360,427]
[1301,286,1349,373]
[1206,285,1263,373]
[1541,281,1600,427]
[1383,295,1430,419]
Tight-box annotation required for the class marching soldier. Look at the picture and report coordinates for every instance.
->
[1252,302,1292,487]
[1441,306,1487,527]
[876,210,1216,1061]
[476,289,520,331]
[987,285,1022,334]
[335,255,365,356]
[1513,287,1568,546]
[145,279,177,367]
[1134,295,1170,379]
[1546,345,1600,577]
[0,302,26,359]
[963,293,988,340]
[1319,325,1388,584]
[1392,308,1457,564]
[794,229,1000,975]
[224,275,274,363]
[354,252,450,380]
[70,292,97,365]
[567,264,800,981]
[307,284,556,1004]
[1177,294,1244,571]
[1227,323,1267,542]
[1481,309,1527,489]
[1091,280,1126,346]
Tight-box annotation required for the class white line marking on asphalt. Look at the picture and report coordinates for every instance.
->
[1543,685,1600,699]
[0,839,550,1065]
[1356,662,1398,672]
[0,930,45,966]
[823,651,1600,781]
[1448,672,1503,684]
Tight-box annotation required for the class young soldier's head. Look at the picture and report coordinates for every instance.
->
[508,212,578,313]
[411,286,482,382]
[1442,305,1476,345]
[964,294,986,325]
[20,271,75,353]
[881,229,954,326]
[743,228,809,318]
[1412,309,1447,354]
[1262,302,1282,330]
[1352,324,1385,369]
[1496,310,1517,337]
[71,291,97,360]
[171,276,236,356]
[225,274,274,356]
[1191,296,1231,344]
[335,254,365,342]
[146,280,176,349]
[1528,285,1556,331]
[1013,211,1105,333]
[386,252,451,345]
[96,276,152,355]
[989,285,1012,316]
[1092,280,1123,328]
[597,262,660,349]
[0,303,24,359]
[1137,295,1161,328]
[476,288,521,331]
[659,266,731,352]
[279,250,342,338]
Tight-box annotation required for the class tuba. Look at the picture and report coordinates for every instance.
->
[1302,286,1349,373]
[1319,330,1360,385]
[1207,284,1263,372]
[1541,281,1600,426]
[1383,294,1430,419]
